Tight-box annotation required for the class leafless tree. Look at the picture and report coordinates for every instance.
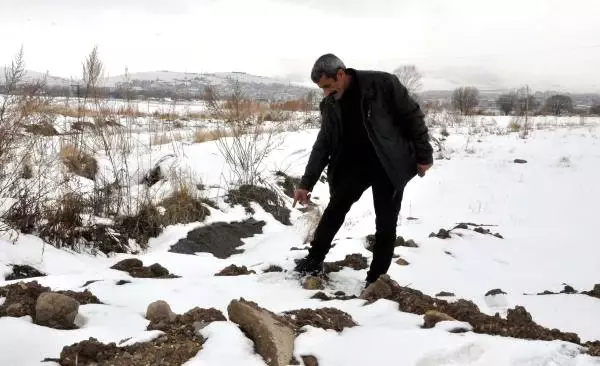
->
[496,92,518,115]
[452,86,480,115]
[544,95,574,116]
[393,65,423,101]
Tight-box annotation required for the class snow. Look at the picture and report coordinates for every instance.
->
[1,120,600,365]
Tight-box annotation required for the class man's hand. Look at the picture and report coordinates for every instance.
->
[292,188,311,207]
[417,163,432,177]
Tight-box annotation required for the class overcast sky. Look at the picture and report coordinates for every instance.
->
[1,0,599,92]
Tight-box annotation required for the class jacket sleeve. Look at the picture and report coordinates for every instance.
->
[386,74,434,165]
[298,106,331,191]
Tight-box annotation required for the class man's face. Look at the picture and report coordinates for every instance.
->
[316,69,346,100]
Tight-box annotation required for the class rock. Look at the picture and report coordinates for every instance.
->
[584,284,600,299]
[35,292,80,329]
[454,223,470,230]
[507,306,533,324]
[5,264,46,281]
[228,299,296,366]
[283,307,357,332]
[116,280,131,285]
[323,253,368,273]
[6,303,26,317]
[263,265,283,273]
[215,264,256,276]
[474,227,491,235]
[395,236,406,247]
[561,285,577,294]
[359,274,398,303]
[514,159,528,164]
[301,355,319,366]
[538,290,555,295]
[310,292,357,301]
[423,310,455,328]
[430,229,451,239]
[111,258,143,272]
[493,233,504,239]
[395,258,410,266]
[129,267,154,278]
[403,239,419,248]
[149,263,170,277]
[436,291,455,297]
[302,276,325,290]
[146,300,176,324]
[485,289,507,296]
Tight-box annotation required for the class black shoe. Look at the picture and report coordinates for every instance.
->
[294,256,323,276]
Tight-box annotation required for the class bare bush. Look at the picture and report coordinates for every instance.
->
[60,144,98,180]
[496,92,517,115]
[452,87,480,115]
[205,81,282,186]
[393,65,422,101]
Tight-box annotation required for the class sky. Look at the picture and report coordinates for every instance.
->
[1,0,599,92]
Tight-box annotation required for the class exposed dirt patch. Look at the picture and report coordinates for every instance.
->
[0,281,101,319]
[436,291,455,297]
[110,259,178,279]
[57,305,225,365]
[226,184,291,225]
[275,171,301,198]
[5,264,46,281]
[360,275,581,345]
[323,254,368,273]
[169,218,265,259]
[585,341,600,357]
[283,307,357,333]
[215,264,256,276]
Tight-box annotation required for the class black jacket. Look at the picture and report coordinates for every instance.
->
[299,69,433,192]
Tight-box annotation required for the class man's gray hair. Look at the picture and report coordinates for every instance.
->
[310,53,346,83]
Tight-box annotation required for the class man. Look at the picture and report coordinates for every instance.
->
[292,54,433,288]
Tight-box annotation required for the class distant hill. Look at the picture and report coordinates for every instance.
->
[103,70,315,101]
[0,67,71,87]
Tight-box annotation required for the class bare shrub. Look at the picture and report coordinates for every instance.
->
[60,144,98,180]
[508,120,521,132]
[452,87,480,115]
[393,65,423,101]
[115,203,163,248]
[205,80,282,186]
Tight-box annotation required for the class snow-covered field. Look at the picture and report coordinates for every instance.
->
[1,117,600,365]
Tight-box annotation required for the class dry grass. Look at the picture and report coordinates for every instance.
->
[60,144,98,180]
[152,131,186,146]
[160,185,210,225]
[194,129,226,143]
[508,120,522,132]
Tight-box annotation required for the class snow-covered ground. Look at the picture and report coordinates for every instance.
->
[1,119,600,365]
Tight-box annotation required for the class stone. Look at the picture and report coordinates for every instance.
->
[403,239,419,248]
[301,355,319,366]
[436,291,455,297]
[514,159,528,164]
[110,258,143,272]
[5,264,46,281]
[423,310,455,328]
[215,264,256,276]
[302,276,325,290]
[227,299,295,366]
[146,300,176,324]
[485,289,507,296]
[35,292,79,329]
[149,263,170,277]
[395,258,410,266]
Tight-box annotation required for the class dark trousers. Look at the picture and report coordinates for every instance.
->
[308,166,403,283]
